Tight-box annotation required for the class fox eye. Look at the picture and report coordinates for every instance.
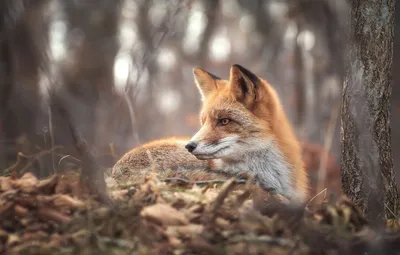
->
[217,118,231,126]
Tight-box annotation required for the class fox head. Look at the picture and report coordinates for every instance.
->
[185,64,278,160]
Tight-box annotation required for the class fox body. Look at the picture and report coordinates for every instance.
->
[112,137,237,182]
[112,65,309,202]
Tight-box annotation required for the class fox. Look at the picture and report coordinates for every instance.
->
[112,64,309,203]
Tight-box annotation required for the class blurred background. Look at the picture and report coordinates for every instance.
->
[2,0,398,197]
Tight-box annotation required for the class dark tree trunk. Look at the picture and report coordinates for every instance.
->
[341,0,399,224]
[53,1,130,168]
[0,0,50,175]
[0,1,14,170]
[391,0,400,191]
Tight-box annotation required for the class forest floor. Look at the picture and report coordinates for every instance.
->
[1,171,400,255]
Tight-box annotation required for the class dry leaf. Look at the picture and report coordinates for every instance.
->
[0,177,12,192]
[141,203,189,226]
[166,224,204,237]
[7,234,20,246]
[52,194,86,210]
[14,205,29,217]
[13,172,38,193]
[37,174,58,194]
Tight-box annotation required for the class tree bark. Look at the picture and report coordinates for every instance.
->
[53,1,129,168]
[341,0,399,224]
[391,0,400,193]
[0,0,50,174]
[0,1,13,170]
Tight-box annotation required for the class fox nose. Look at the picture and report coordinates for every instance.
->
[185,141,197,153]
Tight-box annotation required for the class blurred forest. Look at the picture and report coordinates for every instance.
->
[0,0,397,197]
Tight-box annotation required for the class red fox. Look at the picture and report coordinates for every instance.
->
[112,65,309,202]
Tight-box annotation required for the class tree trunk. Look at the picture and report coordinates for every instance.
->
[0,0,50,174]
[341,0,399,224]
[391,0,400,193]
[0,1,13,170]
[54,1,127,167]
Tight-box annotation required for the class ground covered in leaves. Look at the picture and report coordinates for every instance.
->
[1,172,400,255]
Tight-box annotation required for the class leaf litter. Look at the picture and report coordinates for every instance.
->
[0,171,400,254]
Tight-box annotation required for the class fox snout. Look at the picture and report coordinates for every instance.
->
[185,141,197,153]
[184,134,240,160]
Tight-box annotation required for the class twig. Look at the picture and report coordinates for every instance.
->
[4,146,63,176]
[17,146,63,159]
[317,101,340,194]
[48,106,56,174]
[3,152,28,175]
[109,143,119,164]
[305,188,327,208]
[58,154,79,168]
[128,1,183,98]
[385,203,399,219]
[18,146,63,175]
[122,63,140,146]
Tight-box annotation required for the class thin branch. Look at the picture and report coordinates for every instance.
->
[305,188,327,208]
[317,101,341,195]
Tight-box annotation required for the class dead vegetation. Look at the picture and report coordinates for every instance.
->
[1,170,400,255]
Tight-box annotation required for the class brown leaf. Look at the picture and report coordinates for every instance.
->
[215,217,231,228]
[22,230,48,241]
[7,234,20,247]
[0,202,14,218]
[13,172,38,193]
[168,236,182,248]
[55,172,82,196]
[208,178,237,214]
[0,229,8,241]
[37,207,71,224]
[0,177,13,192]
[37,174,59,194]
[166,224,204,237]
[141,203,189,226]
[14,205,29,217]
[51,194,86,210]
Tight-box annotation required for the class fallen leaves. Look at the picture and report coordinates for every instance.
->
[0,171,399,254]
[0,171,90,254]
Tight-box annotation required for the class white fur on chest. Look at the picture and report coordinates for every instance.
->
[212,139,298,200]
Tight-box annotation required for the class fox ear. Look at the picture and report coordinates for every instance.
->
[193,67,220,100]
[229,64,262,108]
